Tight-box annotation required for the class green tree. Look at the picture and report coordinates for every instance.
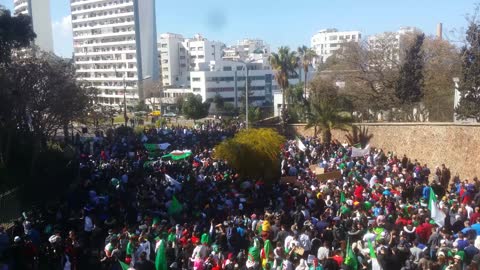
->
[134,100,149,112]
[214,128,285,182]
[175,95,184,113]
[297,45,317,98]
[0,7,36,64]
[269,47,298,125]
[286,84,305,122]
[422,36,460,121]
[213,93,225,111]
[395,33,425,121]
[455,21,480,121]
[305,79,352,142]
[182,93,209,121]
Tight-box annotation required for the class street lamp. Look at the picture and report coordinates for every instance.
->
[236,60,252,129]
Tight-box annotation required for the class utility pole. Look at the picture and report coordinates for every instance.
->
[123,75,128,126]
[245,66,249,130]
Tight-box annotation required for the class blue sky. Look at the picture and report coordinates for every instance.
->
[0,0,476,57]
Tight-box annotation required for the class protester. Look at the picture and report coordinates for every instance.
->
[0,121,478,270]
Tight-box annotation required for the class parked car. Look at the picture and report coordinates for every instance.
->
[163,112,177,117]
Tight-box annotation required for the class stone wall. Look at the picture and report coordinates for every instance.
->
[272,123,480,179]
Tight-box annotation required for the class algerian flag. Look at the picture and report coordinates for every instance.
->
[165,174,182,192]
[162,150,192,160]
[119,260,130,270]
[351,144,370,158]
[345,239,358,270]
[340,192,346,203]
[368,240,382,270]
[155,240,167,270]
[296,137,306,152]
[429,187,446,227]
[168,195,183,215]
[144,143,171,151]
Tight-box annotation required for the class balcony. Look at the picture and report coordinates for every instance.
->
[73,21,134,32]
[74,39,136,48]
[72,2,133,15]
[72,12,134,24]
[75,58,137,64]
[74,49,136,56]
[73,31,135,41]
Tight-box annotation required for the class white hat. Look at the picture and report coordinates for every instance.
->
[14,236,21,243]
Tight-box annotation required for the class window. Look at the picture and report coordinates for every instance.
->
[198,47,204,51]
[330,44,338,48]
[192,77,201,82]
[223,66,232,71]
[346,35,351,39]
[198,55,204,59]
[193,88,201,92]
[329,35,337,41]
[190,47,196,51]
[339,35,344,40]
[236,66,243,71]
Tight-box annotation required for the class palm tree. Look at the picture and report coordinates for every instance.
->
[305,99,352,143]
[269,47,298,124]
[297,45,317,99]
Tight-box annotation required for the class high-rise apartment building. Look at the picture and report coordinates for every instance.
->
[158,33,225,88]
[311,29,362,63]
[158,33,189,88]
[13,0,54,53]
[71,0,160,107]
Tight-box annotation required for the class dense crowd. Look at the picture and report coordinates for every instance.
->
[0,122,479,270]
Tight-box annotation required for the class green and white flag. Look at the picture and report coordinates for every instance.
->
[429,187,446,227]
[144,143,171,151]
[296,137,306,152]
[162,150,192,160]
[368,239,382,270]
[345,239,358,270]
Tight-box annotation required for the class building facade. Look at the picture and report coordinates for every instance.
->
[71,0,160,107]
[223,38,270,62]
[189,60,274,107]
[158,33,225,88]
[13,0,54,53]
[367,26,420,63]
[311,29,361,63]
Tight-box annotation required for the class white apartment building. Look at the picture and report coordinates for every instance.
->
[190,60,274,107]
[368,26,420,63]
[223,38,270,61]
[158,33,225,88]
[311,29,362,63]
[13,0,54,53]
[71,0,160,107]
[158,33,189,88]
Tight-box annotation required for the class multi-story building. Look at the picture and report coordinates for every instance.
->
[367,26,420,64]
[189,60,274,107]
[311,29,362,63]
[158,33,225,88]
[223,38,270,61]
[13,0,54,53]
[71,0,160,107]
[158,33,189,88]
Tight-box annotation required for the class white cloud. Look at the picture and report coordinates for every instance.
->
[52,15,73,58]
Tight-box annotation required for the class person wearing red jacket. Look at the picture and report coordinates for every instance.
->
[354,183,364,202]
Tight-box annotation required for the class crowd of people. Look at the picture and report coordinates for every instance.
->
[0,121,479,270]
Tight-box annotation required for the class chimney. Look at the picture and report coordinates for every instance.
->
[436,23,443,40]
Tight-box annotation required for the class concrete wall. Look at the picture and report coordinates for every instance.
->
[279,123,480,180]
